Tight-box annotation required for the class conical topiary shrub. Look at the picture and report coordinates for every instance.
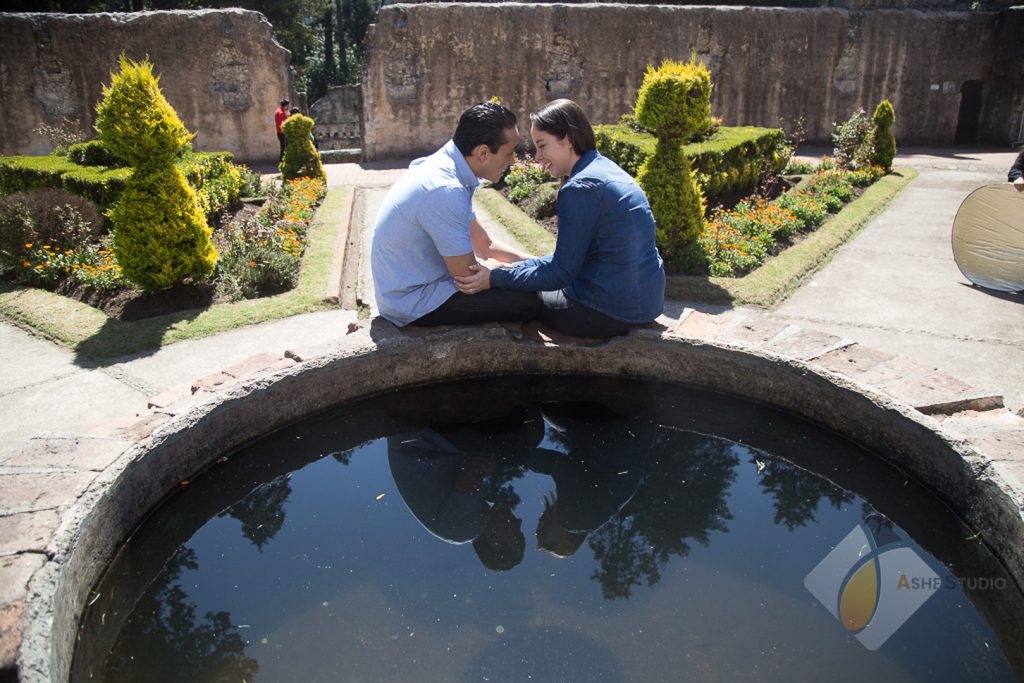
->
[869,99,896,172]
[634,57,711,271]
[279,114,325,181]
[95,54,217,291]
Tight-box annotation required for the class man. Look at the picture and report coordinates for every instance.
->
[274,99,290,162]
[388,429,526,571]
[371,101,542,327]
[1009,147,1024,192]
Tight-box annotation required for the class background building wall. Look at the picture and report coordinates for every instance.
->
[309,85,363,150]
[0,9,294,164]
[362,4,1023,160]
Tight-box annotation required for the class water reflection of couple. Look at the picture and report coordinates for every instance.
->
[387,404,654,570]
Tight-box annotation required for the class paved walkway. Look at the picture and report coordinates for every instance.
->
[776,146,1023,413]
[0,146,1020,464]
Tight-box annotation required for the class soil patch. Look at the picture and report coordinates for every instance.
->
[54,279,218,321]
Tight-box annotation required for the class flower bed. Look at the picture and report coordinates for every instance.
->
[0,175,326,318]
[699,165,886,276]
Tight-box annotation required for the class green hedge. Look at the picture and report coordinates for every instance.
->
[0,156,130,211]
[595,124,788,204]
[0,151,240,220]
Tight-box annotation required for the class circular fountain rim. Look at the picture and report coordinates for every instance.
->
[17,322,1024,682]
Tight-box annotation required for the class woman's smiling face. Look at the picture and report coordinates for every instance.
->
[531,124,578,178]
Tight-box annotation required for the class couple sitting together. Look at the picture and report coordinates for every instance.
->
[371,99,666,339]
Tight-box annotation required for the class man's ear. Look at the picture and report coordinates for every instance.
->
[471,143,491,161]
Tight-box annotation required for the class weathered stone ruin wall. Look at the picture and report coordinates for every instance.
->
[309,84,363,150]
[362,4,1023,160]
[0,10,294,164]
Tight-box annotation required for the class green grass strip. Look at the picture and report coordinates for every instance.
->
[0,186,349,361]
[666,168,918,307]
[475,187,557,256]
[475,169,917,309]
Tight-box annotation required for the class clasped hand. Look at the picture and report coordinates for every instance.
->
[454,261,494,295]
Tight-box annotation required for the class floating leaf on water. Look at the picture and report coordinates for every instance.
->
[376,493,386,501]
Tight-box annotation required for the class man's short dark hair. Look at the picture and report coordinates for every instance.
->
[280,99,290,107]
[453,101,518,156]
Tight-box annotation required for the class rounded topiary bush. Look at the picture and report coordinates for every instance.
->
[638,137,706,270]
[95,55,192,167]
[280,114,325,181]
[94,55,217,291]
[109,166,217,291]
[869,99,897,172]
[634,57,712,139]
[633,56,711,270]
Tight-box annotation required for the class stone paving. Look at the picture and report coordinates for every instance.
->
[1,147,1023,680]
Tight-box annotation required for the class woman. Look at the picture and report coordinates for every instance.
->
[455,99,665,338]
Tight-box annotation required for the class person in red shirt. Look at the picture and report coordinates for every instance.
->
[274,99,290,161]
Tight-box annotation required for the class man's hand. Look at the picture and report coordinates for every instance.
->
[454,263,492,295]
[1014,177,1024,193]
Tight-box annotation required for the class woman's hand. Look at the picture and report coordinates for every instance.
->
[454,263,492,294]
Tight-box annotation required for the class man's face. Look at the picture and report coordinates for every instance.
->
[475,127,519,183]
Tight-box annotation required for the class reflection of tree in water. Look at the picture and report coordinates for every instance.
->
[330,449,353,466]
[105,547,259,682]
[754,457,853,530]
[587,431,740,600]
[221,474,292,551]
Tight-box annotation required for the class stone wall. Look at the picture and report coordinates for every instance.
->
[309,84,363,150]
[0,10,294,164]
[362,4,1023,160]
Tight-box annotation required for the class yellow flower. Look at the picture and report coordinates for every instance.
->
[25,243,33,248]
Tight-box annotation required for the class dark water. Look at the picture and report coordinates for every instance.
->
[74,376,1023,683]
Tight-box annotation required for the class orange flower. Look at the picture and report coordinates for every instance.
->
[249,261,256,267]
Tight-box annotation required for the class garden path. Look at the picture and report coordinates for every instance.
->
[772,146,1023,413]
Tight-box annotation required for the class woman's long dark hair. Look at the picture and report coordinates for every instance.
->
[530,99,596,156]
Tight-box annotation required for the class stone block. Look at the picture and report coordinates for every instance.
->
[520,320,606,347]
[989,460,1024,496]
[222,352,295,380]
[147,385,194,410]
[719,317,795,348]
[0,600,26,679]
[859,356,1003,415]
[0,471,97,515]
[191,372,235,395]
[0,510,60,556]
[0,436,128,472]
[86,413,171,443]
[285,342,344,363]
[965,429,1024,462]
[810,343,897,377]
[764,328,853,361]
[0,554,45,604]
[672,309,742,341]
[939,408,1024,435]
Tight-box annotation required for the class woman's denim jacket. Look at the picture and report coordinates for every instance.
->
[490,150,665,323]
